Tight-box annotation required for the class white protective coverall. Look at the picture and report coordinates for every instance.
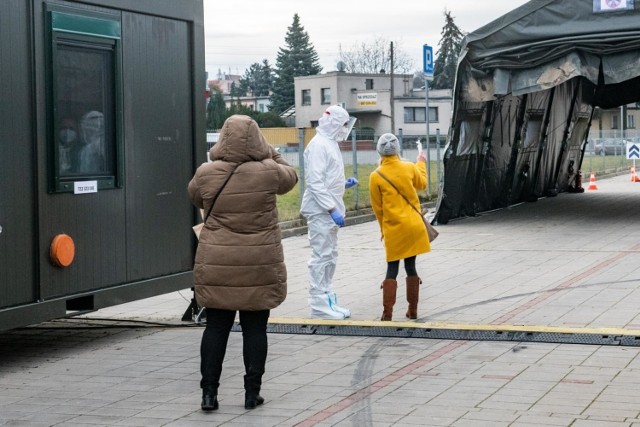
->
[300,105,354,319]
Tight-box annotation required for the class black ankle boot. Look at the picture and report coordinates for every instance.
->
[201,392,219,411]
[244,394,264,409]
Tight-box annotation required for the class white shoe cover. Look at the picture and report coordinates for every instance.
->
[328,292,351,318]
[309,293,346,320]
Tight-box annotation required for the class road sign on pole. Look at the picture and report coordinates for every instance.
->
[423,43,433,196]
[423,44,434,77]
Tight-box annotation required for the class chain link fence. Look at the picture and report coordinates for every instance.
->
[583,129,640,177]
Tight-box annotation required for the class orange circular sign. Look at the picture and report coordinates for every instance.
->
[50,234,75,268]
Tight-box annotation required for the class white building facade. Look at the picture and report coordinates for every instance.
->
[294,71,452,141]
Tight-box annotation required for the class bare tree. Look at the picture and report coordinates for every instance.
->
[337,36,414,74]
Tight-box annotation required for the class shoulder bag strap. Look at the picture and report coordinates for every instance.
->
[375,170,422,217]
[203,164,239,223]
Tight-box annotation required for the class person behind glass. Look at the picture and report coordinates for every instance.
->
[369,133,430,321]
[300,105,358,320]
[188,115,298,411]
[58,117,79,174]
[78,110,105,173]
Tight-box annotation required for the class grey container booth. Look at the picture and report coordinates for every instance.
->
[0,0,205,331]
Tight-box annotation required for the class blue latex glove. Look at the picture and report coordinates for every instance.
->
[345,177,359,189]
[330,210,345,227]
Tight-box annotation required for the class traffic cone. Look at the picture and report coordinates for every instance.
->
[587,172,598,190]
[632,166,640,182]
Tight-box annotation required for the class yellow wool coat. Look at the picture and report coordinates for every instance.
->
[369,156,430,262]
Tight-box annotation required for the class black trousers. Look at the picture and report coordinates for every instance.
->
[200,308,270,395]
[385,255,417,279]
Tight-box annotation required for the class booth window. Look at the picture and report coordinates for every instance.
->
[47,11,122,193]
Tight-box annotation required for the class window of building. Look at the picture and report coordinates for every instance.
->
[628,114,635,129]
[428,107,438,122]
[259,104,265,112]
[404,107,438,123]
[365,79,374,90]
[611,114,619,129]
[404,107,425,123]
[47,10,123,193]
[321,88,331,104]
[301,89,311,106]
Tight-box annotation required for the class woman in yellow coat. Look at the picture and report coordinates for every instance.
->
[369,133,430,321]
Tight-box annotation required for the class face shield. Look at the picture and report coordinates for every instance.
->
[80,111,104,145]
[338,116,357,141]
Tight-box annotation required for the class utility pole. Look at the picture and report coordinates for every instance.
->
[424,73,431,197]
[390,42,395,134]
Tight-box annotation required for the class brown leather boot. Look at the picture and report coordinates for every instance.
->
[405,276,422,319]
[380,279,397,321]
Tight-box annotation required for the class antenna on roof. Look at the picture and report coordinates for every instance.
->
[337,61,346,72]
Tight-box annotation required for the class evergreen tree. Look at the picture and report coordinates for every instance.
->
[270,14,322,114]
[227,100,254,116]
[207,90,285,130]
[257,60,274,96]
[229,81,244,98]
[430,10,464,90]
[255,111,285,128]
[207,89,227,130]
[238,60,274,97]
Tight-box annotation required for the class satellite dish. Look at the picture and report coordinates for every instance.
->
[336,61,346,72]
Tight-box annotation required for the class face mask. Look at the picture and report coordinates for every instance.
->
[59,129,77,144]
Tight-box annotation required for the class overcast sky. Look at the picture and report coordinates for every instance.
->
[203,0,530,79]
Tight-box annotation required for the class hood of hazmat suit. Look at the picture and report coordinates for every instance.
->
[300,105,356,217]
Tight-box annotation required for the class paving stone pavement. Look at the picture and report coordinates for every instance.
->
[2,173,640,426]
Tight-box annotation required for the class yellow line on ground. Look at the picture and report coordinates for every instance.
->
[268,317,640,337]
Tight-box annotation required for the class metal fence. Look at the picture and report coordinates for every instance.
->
[269,129,447,220]
[204,127,639,222]
[583,129,640,176]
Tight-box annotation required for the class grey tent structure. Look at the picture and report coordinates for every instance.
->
[434,0,640,224]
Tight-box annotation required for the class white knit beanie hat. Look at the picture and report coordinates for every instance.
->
[377,133,400,156]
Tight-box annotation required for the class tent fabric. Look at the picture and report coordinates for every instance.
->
[458,0,640,101]
[434,0,640,224]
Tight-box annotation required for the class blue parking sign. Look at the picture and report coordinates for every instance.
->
[423,44,433,76]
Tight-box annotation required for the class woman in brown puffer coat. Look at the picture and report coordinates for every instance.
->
[188,115,297,412]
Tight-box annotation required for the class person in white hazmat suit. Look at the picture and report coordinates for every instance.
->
[300,105,358,319]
